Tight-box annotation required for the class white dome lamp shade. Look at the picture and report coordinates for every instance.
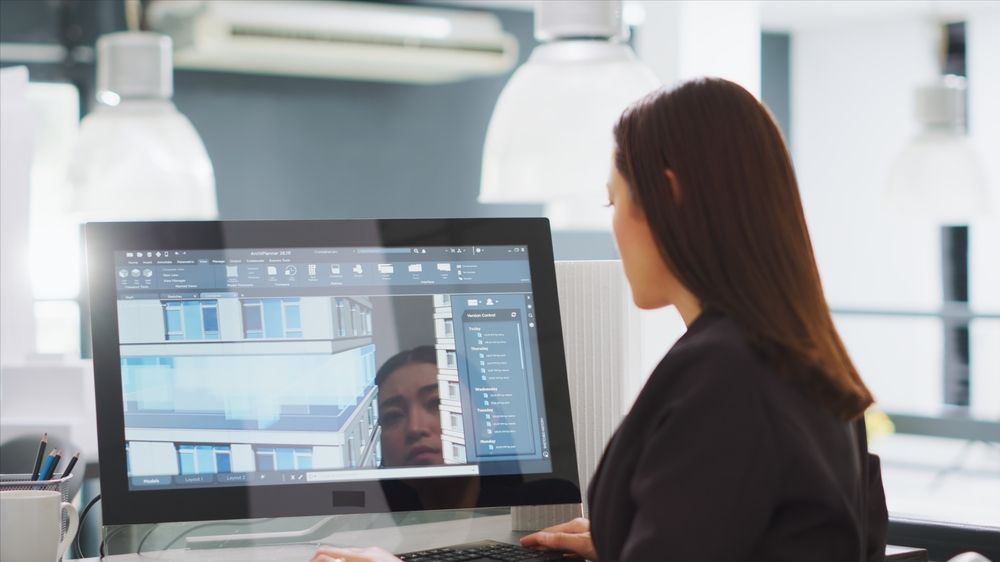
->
[479,0,660,230]
[885,75,990,225]
[68,32,217,222]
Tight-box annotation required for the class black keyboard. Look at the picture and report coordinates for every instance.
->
[397,540,582,562]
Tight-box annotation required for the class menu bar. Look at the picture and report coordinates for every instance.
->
[115,259,531,292]
[116,245,529,265]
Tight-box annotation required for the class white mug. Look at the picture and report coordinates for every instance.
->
[0,490,79,562]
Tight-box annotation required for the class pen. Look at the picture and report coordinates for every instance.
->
[31,433,48,480]
[39,449,60,482]
[61,452,80,478]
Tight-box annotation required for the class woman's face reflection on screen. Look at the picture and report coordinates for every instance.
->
[378,362,444,467]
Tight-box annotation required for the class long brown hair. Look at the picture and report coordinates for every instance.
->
[614,77,873,419]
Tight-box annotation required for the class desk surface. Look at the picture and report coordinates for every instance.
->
[80,512,928,562]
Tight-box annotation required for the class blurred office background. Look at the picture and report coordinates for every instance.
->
[1,0,997,548]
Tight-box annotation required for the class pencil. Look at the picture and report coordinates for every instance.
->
[37,450,58,482]
[46,450,63,480]
[30,434,48,481]
[61,452,80,478]
[46,450,62,480]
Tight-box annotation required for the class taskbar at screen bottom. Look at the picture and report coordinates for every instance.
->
[130,463,480,490]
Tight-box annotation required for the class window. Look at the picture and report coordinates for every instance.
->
[450,443,466,463]
[282,299,303,338]
[445,412,463,432]
[162,300,220,341]
[241,298,303,339]
[177,444,231,474]
[254,447,312,471]
[332,298,373,338]
[445,381,460,401]
[335,298,349,337]
[770,15,1000,532]
[367,401,377,436]
[215,448,231,473]
[293,449,312,470]
[255,448,276,471]
[243,301,264,339]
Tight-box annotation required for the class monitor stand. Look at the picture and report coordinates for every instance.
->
[185,515,339,549]
[99,508,512,555]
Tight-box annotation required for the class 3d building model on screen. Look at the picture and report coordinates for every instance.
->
[434,294,467,464]
[117,295,382,481]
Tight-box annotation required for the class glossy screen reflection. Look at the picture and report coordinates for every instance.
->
[114,246,553,496]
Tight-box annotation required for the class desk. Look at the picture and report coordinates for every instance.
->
[78,512,928,561]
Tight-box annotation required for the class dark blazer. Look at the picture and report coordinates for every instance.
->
[588,309,888,561]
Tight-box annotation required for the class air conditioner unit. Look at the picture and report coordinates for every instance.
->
[146,0,519,83]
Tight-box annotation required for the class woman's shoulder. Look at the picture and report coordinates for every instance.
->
[620,312,767,430]
[650,309,770,393]
[636,308,836,432]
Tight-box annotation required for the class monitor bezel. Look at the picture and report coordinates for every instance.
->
[86,218,581,525]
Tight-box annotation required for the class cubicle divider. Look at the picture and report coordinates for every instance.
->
[512,260,686,530]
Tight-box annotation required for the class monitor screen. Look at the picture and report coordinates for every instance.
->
[87,219,580,524]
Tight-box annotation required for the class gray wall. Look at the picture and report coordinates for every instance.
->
[170,9,542,223]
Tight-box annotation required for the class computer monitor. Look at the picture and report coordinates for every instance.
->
[86,219,580,525]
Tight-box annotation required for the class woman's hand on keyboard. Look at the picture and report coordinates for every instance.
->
[520,517,597,561]
[311,545,402,562]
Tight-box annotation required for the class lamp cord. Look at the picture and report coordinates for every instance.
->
[124,0,142,32]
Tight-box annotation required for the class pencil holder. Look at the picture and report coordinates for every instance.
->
[0,472,76,534]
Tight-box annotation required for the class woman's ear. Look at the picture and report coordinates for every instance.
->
[664,168,682,205]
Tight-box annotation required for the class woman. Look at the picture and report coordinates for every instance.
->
[375,346,445,468]
[313,78,888,562]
